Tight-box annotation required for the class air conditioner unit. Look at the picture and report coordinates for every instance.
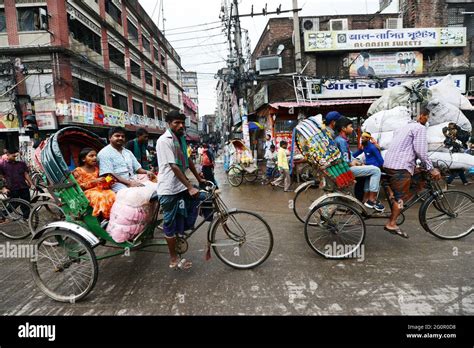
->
[302,18,319,32]
[256,55,282,75]
[469,76,474,92]
[385,18,403,29]
[329,18,348,31]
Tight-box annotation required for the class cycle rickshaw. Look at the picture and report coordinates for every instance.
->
[30,127,274,302]
[226,139,263,187]
[295,117,473,259]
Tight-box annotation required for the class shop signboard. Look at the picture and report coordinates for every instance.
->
[305,27,466,52]
[306,74,467,99]
[0,111,19,132]
[35,112,58,130]
[100,106,126,127]
[70,98,94,124]
[253,84,268,110]
[348,51,423,77]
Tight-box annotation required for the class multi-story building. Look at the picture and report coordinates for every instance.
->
[182,71,199,116]
[248,1,473,149]
[200,113,218,144]
[0,0,184,149]
[183,93,199,143]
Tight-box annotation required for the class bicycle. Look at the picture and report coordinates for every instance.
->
[304,168,473,259]
[0,192,32,240]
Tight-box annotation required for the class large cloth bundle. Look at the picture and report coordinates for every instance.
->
[426,98,471,132]
[296,117,354,188]
[106,181,158,243]
[429,75,473,111]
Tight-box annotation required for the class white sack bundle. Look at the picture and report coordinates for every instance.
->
[426,98,471,132]
[429,75,473,111]
[362,106,412,133]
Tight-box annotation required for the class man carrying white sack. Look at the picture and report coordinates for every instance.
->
[383,106,441,239]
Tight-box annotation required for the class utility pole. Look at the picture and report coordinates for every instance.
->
[233,0,244,78]
[293,0,302,73]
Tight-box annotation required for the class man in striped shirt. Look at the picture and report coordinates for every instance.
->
[383,107,441,238]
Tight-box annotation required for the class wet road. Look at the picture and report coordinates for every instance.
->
[0,162,473,315]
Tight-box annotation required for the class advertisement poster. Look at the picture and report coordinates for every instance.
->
[305,27,466,52]
[0,111,19,131]
[101,106,126,127]
[349,51,423,77]
[71,98,94,124]
[241,115,251,149]
[35,112,58,130]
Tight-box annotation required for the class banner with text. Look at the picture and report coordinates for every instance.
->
[307,74,467,99]
[305,27,466,52]
[349,51,423,77]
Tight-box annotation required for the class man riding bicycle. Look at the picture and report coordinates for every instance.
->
[383,106,441,238]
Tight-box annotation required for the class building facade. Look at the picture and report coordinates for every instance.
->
[0,0,184,149]
[247,1,473,152]
[182,71,199,116]
[183,92,199,142]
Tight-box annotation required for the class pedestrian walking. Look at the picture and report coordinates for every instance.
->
[263,144,277,184]
[271,141,291,192]
[201,143,218,189]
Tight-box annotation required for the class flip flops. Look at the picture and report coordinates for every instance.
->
[384,226,409,239]
[169,258,193,270]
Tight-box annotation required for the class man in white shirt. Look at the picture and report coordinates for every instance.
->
[156,110,205,270]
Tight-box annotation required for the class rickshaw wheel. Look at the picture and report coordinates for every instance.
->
[304,201,366,259]
[244,170,258,183]
[227,166,244,187]
[30,228,98,303]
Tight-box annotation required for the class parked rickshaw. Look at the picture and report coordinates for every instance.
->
[295,117,473,259]
[226,139,261,187]
[30,127,274,302]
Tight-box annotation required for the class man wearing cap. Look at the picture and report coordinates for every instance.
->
[323,111,342,139]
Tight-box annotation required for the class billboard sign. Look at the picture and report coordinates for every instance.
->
[349,51,423,77]
[306,74,467,99]
[305,27,466,52]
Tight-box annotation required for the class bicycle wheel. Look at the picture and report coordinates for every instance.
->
[29,201,65,246]
[211,210,273,269]
[292,182,322,223]
[304,201,366,259]
[271,167,281,180]
[244,169,258,183]
[227,166,243,187]
[0,198,32,239]
[419,190,473,240]
[30,229,98,303]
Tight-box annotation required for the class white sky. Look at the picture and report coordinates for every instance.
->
[138,0,399,116]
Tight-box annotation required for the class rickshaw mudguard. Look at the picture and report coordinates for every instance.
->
[32,221,101,248]
[309,193,368,215]
[295,180,317,194]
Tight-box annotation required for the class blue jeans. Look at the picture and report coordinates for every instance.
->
[350,165,381,192]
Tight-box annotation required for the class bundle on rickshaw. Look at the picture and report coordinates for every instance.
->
[229,139,255,168]
[295,117,354,188]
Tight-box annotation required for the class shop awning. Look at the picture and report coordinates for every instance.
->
[248,121,264,131]
[269,99,378,109]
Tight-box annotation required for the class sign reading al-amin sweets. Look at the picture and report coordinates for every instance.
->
[305,27,466,52]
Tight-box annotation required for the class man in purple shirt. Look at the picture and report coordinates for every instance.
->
[0,148,33,203]
[383,107,441,238]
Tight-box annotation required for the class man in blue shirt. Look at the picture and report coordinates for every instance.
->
[353,132,384,168]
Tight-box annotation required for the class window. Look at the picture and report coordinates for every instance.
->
[161,53,166,66]
[447,7,465,27]
[142,36,150,52]
[156,76,161,91]
[105,1,122,25]
[163,83,168,95]
[154,47,159,62]
[146,105,155,118]
[0,10,6,32]
[145,71,153,86]
[108,43,125,68]
[275,119,297,133]
[127,20,138,42]
[112,93,128,112]
[133,100,143,115]
[18,7,48,31]
[74,78,105,105]
[68,15,102,54]
[130,59,141,79]
[156,109,163,121]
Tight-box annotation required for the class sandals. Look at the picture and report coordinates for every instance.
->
[169,258,193,270]
[384,226,409,239]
